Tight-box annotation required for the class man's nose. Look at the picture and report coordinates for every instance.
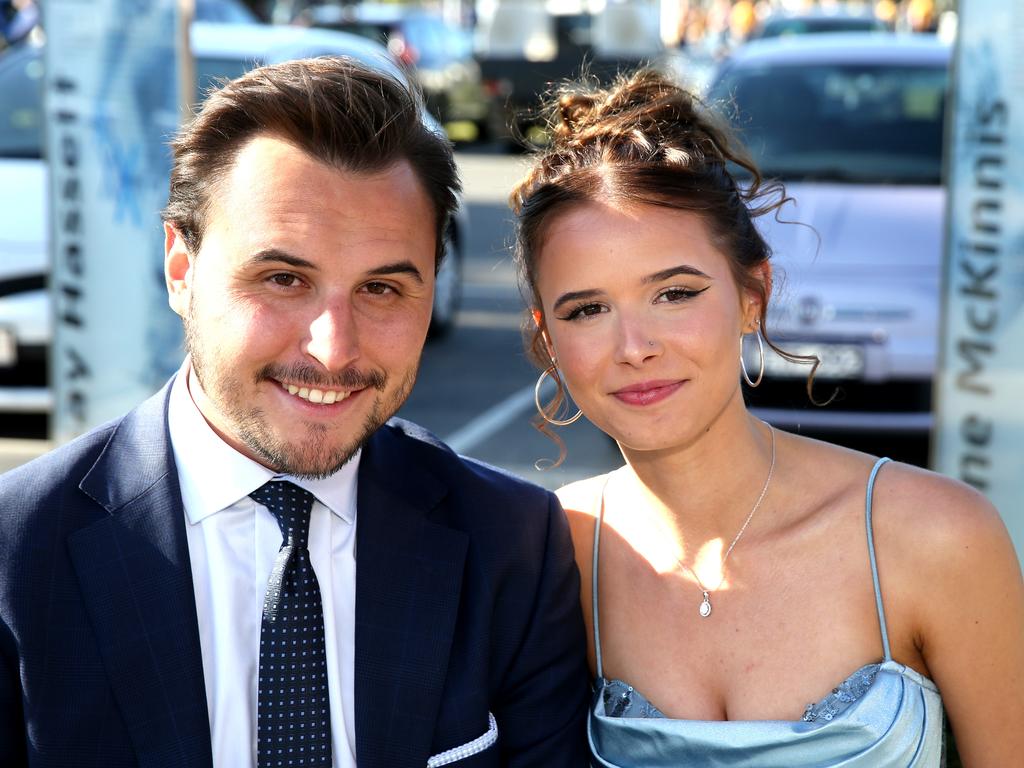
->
[304,299,360,372]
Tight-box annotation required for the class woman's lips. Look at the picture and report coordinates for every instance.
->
[611,380,685,406]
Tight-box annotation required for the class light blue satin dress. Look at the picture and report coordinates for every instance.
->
[588,458,945,767]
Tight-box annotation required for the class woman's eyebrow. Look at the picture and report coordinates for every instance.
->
[643,265,711,284]
[553,289,602,313]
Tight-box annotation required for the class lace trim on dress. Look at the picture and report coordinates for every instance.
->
[598,662,884,723]
[601,679,666,719]
[801,663,881,723]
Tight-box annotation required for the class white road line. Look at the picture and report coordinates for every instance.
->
[445,382,539,455]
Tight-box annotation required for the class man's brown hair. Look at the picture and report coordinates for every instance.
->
[162,56,460,269]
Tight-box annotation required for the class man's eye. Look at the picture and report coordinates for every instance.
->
[364,281,396,296]
[270,273,299,287]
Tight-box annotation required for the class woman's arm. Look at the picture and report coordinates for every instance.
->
[886,469,1024,766]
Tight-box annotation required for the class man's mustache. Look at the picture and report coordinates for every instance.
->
[257,363,387,392]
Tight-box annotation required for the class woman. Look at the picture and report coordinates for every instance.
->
[510,70,1024,766]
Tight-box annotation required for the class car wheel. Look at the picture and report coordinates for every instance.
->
[430,238,461,337]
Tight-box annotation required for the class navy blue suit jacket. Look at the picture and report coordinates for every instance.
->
[0,384,589,767]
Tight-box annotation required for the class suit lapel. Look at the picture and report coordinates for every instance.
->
[68,385,213,768]
[354,424,468,768]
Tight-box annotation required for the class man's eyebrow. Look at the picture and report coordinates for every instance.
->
[553,289,602,313]
[643,265,712,284]
[241,253,424,284]
[366,260,425,284]
[244,249,317,270]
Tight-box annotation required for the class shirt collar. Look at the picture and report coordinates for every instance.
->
[167,361,359,525]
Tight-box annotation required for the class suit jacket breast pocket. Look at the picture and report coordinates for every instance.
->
[426,711,498,767]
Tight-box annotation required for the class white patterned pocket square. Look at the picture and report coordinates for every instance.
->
[426,712,498,767]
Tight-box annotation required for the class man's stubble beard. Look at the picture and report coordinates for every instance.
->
[184,300,419,479]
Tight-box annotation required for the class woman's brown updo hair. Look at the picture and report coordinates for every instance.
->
[510,69,814,459]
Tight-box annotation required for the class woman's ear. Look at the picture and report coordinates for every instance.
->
[743,262,772,333]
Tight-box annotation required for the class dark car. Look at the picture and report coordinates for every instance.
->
[295,2,490,141]
[750,9,892,40]
[474,1,665,147]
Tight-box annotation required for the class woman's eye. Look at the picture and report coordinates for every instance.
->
[657,286,708,303]
[562,303,605,321]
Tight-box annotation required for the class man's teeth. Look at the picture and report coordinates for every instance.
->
[281,382,350,404]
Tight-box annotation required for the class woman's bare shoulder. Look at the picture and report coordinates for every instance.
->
[854,457,1018,641]
[556,473,612,559]
[779,432,1007,557]
[556,474,611,517]
[870,462,1024,760]
[870,460,1006,552]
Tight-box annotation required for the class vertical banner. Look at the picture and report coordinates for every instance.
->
[935,2,1024,561]
[44,0,184,443]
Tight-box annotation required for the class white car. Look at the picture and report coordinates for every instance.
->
[0,20,466,437]
[707,34,949,435]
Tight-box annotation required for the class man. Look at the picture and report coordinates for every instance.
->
[0,57,589,767]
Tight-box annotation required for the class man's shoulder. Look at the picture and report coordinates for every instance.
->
[376,417,554,506]
[0,419,118,495]
[372,419,570,570]
[0,386,170,508]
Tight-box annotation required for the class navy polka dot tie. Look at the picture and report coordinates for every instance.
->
[251,481,332,767]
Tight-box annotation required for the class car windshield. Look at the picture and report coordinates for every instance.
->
[194,0,260,23]
[336,16,471,68]
[0,48,262,159]
[195,56,256,93]
[401,17,473,67]
[710,60,947,184]
[0,44,44,159]
[756,16,886,38]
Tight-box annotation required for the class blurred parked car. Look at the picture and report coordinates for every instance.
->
[749,9,893,40]
[194,0,261,23]
[707,34,949,436]
[0,20,466,437]
[1,0,39,49]
[295,2,490,141]
[474,0,665,146]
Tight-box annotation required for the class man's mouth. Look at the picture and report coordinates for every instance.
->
[278,381,354,404]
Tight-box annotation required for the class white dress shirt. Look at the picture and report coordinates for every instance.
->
[167,364,358,768]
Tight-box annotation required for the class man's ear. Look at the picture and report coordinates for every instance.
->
[743,262,772,333]
[164,223,194,318]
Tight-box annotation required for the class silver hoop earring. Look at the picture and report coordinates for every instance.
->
[741,329,765,388]
[534,365,583,426]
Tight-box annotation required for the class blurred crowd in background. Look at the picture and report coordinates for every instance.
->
[1,0,957,54]
[672,0,954,51]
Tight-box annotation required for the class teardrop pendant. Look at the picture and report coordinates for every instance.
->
[699,591,712,618]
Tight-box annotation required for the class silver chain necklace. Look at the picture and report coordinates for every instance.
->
[676,424,776,618]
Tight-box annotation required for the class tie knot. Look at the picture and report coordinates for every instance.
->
[250,480,316,548]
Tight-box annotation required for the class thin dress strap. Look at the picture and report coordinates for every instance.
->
[592,475,611,680]
[865,457,893,661]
